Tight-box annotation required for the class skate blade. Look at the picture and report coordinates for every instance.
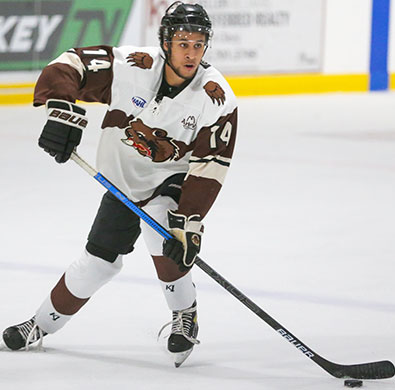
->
[172,347,193,368]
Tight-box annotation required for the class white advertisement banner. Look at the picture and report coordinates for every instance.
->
[144,0,325,75]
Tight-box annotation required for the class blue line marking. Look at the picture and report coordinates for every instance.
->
[370,0,391,91]
[94,173,173,240]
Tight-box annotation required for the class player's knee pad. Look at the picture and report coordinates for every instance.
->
[159,272,196,311]
[65,250,123,299]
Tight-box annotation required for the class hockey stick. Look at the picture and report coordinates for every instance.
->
[70,151,394,380]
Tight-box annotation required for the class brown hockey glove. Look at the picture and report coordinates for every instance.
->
[38,99,87,163]
[162,210,204,272]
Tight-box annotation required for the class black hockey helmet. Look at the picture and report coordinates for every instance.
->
[159,2,213,50]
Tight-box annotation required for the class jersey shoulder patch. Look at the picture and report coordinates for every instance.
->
[204,81,226,106]
[113,46,162,70]
[126,52,154,69]
[197,65,236,109]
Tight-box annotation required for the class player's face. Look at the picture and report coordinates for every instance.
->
[164,31,207,84]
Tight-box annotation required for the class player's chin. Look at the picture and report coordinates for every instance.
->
[181,65,198,78]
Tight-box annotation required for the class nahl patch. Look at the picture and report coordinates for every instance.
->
[132,96,147,108]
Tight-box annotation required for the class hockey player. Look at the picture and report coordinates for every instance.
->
[2,1,237,367]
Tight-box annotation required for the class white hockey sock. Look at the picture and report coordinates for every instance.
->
[65,250,123,298]
[35,251,123,334]
[159,272,196,311]
[35,295,72,334]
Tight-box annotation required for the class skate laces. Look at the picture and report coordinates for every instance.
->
[25,323,44,351]
[15,317,44,351]
[158,305,200,345]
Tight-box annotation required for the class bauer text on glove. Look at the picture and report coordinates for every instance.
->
[38,99,87,163]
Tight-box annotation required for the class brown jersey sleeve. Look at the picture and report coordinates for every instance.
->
[177,107,238,219]
[33,45,114,106]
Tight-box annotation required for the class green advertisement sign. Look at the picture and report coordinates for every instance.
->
[0,0,134,70]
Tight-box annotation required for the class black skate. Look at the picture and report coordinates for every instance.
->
[159,301,200,367]
[3,316,47,351]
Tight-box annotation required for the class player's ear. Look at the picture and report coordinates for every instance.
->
[163,41,169,53]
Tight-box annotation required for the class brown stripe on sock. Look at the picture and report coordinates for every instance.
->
[50,274,90,315]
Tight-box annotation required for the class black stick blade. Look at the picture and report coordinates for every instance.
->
[326,360,395,379]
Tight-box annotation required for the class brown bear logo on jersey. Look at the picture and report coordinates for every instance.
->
[204,81,226,106]
[121,118,188,163]
[126,52,153,69]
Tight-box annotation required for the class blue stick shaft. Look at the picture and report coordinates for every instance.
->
[70,151,172,240]
[94,172,172,240]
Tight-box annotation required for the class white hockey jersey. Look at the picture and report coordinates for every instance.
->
[34,45,238,218]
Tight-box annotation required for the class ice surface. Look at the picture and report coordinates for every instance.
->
[0,93,394,389]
